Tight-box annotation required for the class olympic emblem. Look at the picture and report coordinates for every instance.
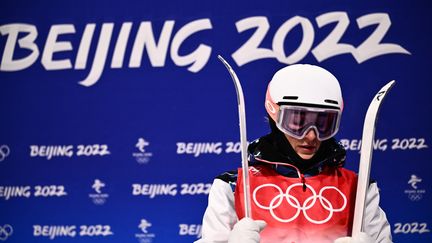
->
[0,224,13,241]
[407,193,423,201]
[0,145,10,162]
[253,183,347,224]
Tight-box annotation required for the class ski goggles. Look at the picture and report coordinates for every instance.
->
[276,105,341,141]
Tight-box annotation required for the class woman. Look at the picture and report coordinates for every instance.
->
[196,64,392,243]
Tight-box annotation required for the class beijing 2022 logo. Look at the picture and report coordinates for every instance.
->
[88,179,109,205]
[133,138,153,164]
[404,174,426,201]
[135,219,155,243]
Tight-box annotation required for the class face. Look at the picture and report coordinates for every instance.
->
[285,129,321,160]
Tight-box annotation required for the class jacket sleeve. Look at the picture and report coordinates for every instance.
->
[195,179,238,243]
[363,182,393,243]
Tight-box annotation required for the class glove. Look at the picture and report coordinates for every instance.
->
[228,217,267,243]
[334,232,374,243]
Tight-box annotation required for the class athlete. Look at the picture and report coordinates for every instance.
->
[196,64,392,243]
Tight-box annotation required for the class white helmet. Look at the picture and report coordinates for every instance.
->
[265,64,343,141]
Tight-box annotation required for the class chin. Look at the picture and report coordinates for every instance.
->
[299,154,315,160]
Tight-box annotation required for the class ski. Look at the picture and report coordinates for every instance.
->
[217,55,252,218]
[352,80,396,236]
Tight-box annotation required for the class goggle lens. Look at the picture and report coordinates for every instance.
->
[277,106,340,141]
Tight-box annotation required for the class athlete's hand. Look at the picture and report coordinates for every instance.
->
[334,232,374,243]
[228,217,267,243]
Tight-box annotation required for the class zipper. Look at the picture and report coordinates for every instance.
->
[301,174,306,192]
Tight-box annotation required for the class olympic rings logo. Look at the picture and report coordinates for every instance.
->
[0,224,13,241]
[0,145,10,162]
[253,183,347,224]
[407,193,423,201]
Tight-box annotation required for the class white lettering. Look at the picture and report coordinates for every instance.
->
[75,24,96,69]
[340,138,388,152]
[312,12,356,62]
[171,18,212,72]
[29,145,74,159]
[273,16,314,64]
[42,24,75,70]
[132,184,177,198]
[0,14,410,86]
[111,22,133,68]
[176,142,222,157]
[179,224,202,238]
[232,16,275,66]
[79,23,114,87]
[33,225,76,239]
[129,21,174,68]
[354,13,410,63]
[0,24,39,71]
[0,186,31,200]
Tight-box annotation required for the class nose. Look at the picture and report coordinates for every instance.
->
[304,129,318,141]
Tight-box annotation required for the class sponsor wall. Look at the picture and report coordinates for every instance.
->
[0,0,431,242]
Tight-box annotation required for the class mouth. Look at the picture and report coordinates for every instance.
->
[298,144,317,154]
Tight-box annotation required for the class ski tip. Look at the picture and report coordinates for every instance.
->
[375,80,396,101]
[217,55,233,70]
[386,80,396,88]
[382,80,396,91]
[217,55,227,64]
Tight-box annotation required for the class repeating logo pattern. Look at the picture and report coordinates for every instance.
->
[404,174,426,201]
[89,179,109,205]
[135,219,155,243]
[138,219,152,234]
[133,138,153,164]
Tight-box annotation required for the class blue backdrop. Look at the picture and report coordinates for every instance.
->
[0,0,431,242]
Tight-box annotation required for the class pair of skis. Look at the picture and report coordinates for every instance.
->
[217,55,395,236]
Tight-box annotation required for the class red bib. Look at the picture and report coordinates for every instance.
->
[235,165,357,243]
